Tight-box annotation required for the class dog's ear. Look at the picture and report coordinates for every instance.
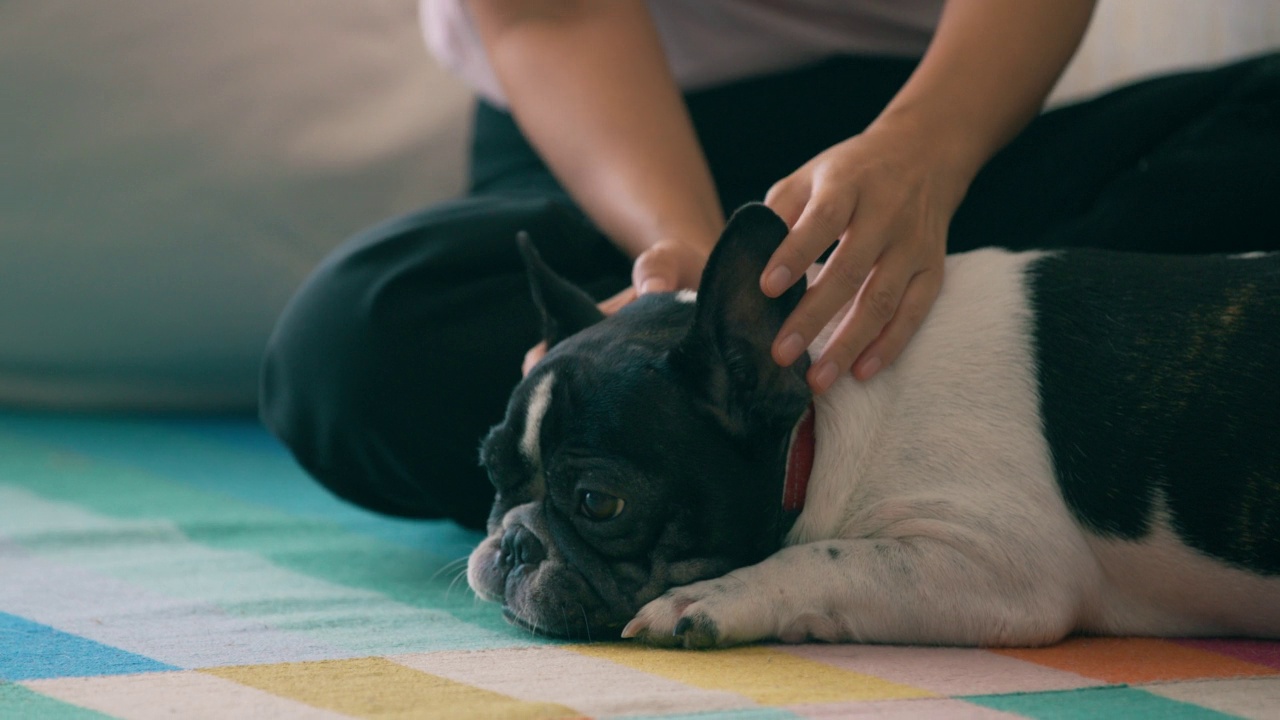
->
[518,231,606,348]
[672,203,811,438]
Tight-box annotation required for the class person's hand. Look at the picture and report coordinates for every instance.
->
[522,237,711,375]
[761,120,972,393]
[630,237,710,295]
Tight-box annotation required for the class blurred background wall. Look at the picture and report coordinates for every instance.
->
[0,1,472,410]
[1051,0,1280,104]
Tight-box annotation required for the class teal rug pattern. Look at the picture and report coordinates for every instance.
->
[1,412,1277,719]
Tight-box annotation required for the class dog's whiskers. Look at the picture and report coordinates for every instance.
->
[430,556,469,582]
[578,603,593,643]
[445,565,472,603]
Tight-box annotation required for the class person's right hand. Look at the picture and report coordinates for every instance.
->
[761,120,962,392]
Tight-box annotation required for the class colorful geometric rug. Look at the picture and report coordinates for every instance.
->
[2,411,1277,719]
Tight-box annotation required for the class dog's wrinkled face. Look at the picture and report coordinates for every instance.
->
[468,204,812,639]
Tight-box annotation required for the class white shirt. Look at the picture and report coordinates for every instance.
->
[421,0,944,107]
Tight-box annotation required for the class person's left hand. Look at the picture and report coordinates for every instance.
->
[761,119,972,393]
[630,237,711,295]
[522,237,711,375]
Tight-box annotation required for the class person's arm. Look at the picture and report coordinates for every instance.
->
[469,0,723,294]
[763,0,1096,392]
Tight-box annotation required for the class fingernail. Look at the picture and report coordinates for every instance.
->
[640,279,669,294]
[856,356,881,380]
[764,266,792,295]
[813,361,839,393]
[777,333,806,365]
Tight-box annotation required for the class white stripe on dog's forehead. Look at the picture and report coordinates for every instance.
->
[675,289,697,303]
[520,372,555,467]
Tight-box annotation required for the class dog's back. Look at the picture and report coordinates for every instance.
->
[1030,249,1280,635]
[1029,249,1279,571]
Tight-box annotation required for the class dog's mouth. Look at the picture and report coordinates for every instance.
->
[470,527,631,640]
[501,605,624,641]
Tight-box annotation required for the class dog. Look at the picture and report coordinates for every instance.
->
[467,202,1279,648]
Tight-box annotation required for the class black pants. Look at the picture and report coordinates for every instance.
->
[261,53,1280,530]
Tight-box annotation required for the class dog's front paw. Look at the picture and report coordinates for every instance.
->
[621,579,766,649]
[621,585,724,649]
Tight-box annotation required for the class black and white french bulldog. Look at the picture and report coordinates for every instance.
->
[468,202,1280,648]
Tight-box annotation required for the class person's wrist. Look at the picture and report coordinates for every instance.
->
[612,207,722,261]
[865,106,987,211]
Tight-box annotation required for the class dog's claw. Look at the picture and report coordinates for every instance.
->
[620,618,645,639]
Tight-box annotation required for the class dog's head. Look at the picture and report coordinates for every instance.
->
[468,203,811,639]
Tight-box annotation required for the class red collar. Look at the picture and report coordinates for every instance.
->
[783,403,816,514]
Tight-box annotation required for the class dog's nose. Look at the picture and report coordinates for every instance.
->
[500,525,546,568]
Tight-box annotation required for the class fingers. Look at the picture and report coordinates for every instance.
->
[522,342,546,376]
[850,268,941,381]
[807,262,941,392]
[764,174,809,227]
[632,248,675,294]
[802,252,907,391]
[761,179,855,298]
[598,286,638,314]
[770,212,883,367]
[760,129,964,392]
[775,217,945,393]
[632,240,710,295]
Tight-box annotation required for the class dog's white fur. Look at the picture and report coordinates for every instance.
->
[520,372,556,468]
[628,248,1280,646]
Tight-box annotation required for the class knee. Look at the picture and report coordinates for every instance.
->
[259,218,417,516]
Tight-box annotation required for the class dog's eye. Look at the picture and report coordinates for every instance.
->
[579,491,625,521]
